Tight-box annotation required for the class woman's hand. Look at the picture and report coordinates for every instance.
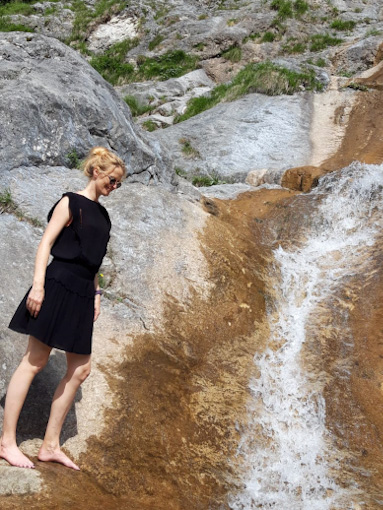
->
[26,286,45,318]
[94,294,101,322]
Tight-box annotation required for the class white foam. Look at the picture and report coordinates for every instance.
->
[230,162,383,510]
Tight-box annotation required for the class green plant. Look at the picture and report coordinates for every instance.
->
[0,1,35,16]
[262,31,276,42]
[0,188,43,227]
[98,273,106,288]
[142,120,157,131]
[310,33,342,51]
[192,173,223,187]
[175,61,323,123]
[148,33,164,50]
[175,167,187,177]
[222,45,242,62]
[365,28,381,37]
[282,39,306,53]
[330,19,356,31]
[0,15,34,31]
[179,138,201,158]
[124,95,155,117]
[194,42,205,50]
[271,0,293,19]
[354,7,362,13]
[198,13,208,20]
[135,50,198,81]
[66,149,81,169]
[314,57,326,67]
[294,0,308,15]
[90,38,138,85]
[227,18,238,26]
[347,82,368,91]
[339,69,353,77]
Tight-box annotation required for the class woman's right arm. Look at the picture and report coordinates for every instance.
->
[26,197,72,318]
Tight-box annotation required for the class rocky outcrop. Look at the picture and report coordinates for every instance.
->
[0,32,174,186]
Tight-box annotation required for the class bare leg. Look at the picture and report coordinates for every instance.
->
[38,352,91,471]
[0,337,51,468]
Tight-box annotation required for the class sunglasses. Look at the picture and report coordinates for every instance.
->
[107,175,122,189]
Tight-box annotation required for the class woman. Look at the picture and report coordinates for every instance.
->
[0,146,126,470]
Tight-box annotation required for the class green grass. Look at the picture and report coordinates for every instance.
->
[0,15,34,30]
[66,149,81,169]
[175,61,323,123]
[179,138,200,158]
[262,31,276,42]
[310,33,342,51]
[0,188,43,227]
[90,38,138,85]
[134,50,198,81]
[330,19,356,31]
[124,95,155,117]
[148,33,164,50]
[270,0,309,20]
[365,28,382,37]
[347,82,368,91]
[192,175,221,187]
[0,1,35,16]
[282,38,306,53]
[222,45,242,62]
[142,120,158,131]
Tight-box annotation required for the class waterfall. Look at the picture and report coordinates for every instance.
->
[230,162,383,510]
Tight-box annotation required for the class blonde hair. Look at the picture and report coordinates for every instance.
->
[81,146,126,179]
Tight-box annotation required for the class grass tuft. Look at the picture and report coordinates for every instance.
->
[175,61,323,123]
[330,19,356,31]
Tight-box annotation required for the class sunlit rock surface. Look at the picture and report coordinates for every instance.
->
[0,32,173,186]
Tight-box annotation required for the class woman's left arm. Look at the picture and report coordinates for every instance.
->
[94,274,101,322]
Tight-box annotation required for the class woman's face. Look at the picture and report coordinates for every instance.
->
[96,166,124,197]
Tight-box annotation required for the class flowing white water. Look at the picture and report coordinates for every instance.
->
[230,163,383,510]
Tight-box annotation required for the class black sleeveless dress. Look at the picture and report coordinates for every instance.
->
[9,192,111,355]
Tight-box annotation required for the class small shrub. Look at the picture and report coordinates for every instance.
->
[124,95,155,117]
[330,19,356,31]
[222,45,242,62]
[315,57,326,67]
[347,82,368,91]
[294,0,308,15]
[90,38,138,85]
[198,13,208,20]
[142,120,157,131]
[271,0,293,19]
[148,34,164,50]
[192,173,223,187]
[0,16,34,31]
[262,31,276,42]
[175,167,187,177]
[310,33,342,51]
[67,149,81,169]
[136,50,198,81]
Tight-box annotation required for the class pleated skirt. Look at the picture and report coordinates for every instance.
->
[9,259,96,355]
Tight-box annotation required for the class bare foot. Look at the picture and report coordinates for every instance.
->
[0,442,35,469]
[38,447,80,471]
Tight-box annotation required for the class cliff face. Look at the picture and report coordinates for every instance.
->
[1,0,383,508]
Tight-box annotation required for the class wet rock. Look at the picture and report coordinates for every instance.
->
[199,183,255,199]
[281,165,324,192]
[0,32,173,186]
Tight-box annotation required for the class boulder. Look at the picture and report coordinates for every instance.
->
[151,92,313,182]
[0,32,174,186]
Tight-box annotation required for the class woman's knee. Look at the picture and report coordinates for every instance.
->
[22,337,51,374]
[66,355,92,385]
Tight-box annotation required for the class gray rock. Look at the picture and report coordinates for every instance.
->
[0,464,42,495]
[151,92,313,182]
[116,69,214,120]
[331,35,383,75]
[0,32,174,187]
